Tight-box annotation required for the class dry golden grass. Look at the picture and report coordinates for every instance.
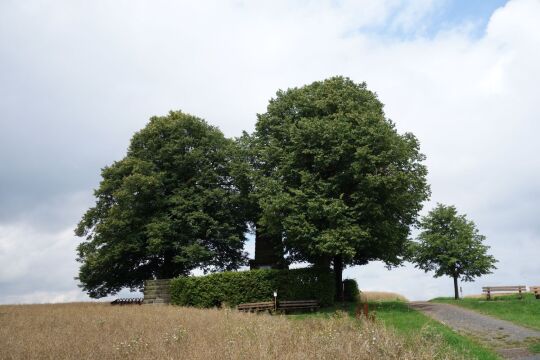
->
[0,302,460,360]
[463,293,517,299]
[359,291,409,303]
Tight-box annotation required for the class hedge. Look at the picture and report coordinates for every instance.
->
[343,278,360,302]
[170,267,335,308]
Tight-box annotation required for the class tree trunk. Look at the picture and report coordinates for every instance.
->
[453,274,459,300]
[333,255,343,301]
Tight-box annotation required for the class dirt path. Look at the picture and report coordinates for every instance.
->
[410,302,540,359]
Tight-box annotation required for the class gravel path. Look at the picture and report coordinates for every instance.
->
[410,302,540,359]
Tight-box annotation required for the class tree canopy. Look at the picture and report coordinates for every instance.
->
[411,203,497,299]
[75,77,433,299]
[251,76,431,296]
[75,111,250,298]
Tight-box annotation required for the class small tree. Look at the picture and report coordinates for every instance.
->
[412,204,497,299]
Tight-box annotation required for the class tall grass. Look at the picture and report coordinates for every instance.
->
[373,301,500,360]
[359,291,408,302]
[290,301,500,360]
[0,302,463,360]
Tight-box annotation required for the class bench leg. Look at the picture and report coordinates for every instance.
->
[487,291,491,301]
[519,289,522,300]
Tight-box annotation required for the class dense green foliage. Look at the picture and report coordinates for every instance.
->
[75,111,250,297]
[251,76,430,296]
[433,293,540,331]
[411,204,497,299]
[342,279,360,301]
[75,76,432,300]
[170,267,335,307]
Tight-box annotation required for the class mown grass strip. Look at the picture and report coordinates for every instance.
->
[432,293,540,331]
[372,301,500,360]
[529,342,540,353]
[289,301,500,360]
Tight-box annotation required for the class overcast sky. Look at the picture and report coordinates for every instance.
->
[1,0,539,303]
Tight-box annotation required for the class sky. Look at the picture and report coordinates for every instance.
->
[1,0,539,303]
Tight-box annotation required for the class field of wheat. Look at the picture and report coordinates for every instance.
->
[0,302,462,360]
[359,291,409,302]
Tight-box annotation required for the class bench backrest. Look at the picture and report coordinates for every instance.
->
[277,300,319,309]
[237,300,319,311]
[482,286,526,292]
[279,300,318,305]
[237,301,273,310]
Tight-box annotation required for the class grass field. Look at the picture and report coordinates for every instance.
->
[289,300,500,360]
[372,301,500,360]
[0,302,463,360]
[432,293,540,330]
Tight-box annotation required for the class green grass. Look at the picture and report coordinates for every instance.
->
[529,342,540,353]
[285,301,358,320]
[372,301,500,360]
[289,301,500,360]
[432,293,540,330]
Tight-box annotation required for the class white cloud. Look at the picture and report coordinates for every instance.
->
[1,0,539,302]
[0,290,86,305]
[0,223,82,303]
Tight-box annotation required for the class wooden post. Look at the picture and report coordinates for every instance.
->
[342,281,345,308]
[487,288,491,301]
[355,302,370,320]
[519,288,523,300]
[363,303,369,319]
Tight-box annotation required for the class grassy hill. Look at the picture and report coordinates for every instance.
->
[432,293,540,330]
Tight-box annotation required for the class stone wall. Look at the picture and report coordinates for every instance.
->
[143,279,171,305]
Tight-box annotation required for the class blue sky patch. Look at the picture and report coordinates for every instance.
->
[357,0,509,40]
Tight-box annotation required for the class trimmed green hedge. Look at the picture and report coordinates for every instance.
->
[343,278,359,302]
[170,267,335,308]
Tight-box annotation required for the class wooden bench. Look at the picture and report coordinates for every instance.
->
[277,300,319,313]
[530,286,540,299]
[237,301,274,313]
[482,286,526,300]
[111,298,143,305]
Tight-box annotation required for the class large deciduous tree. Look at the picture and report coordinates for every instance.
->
[412,203,497,299]
[252,76,430,298]
[75,111,249,298]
